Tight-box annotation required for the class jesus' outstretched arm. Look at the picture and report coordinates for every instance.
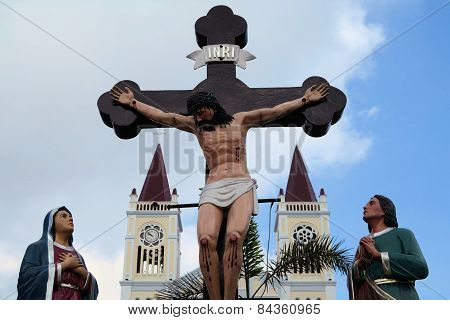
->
[109,86,196,133]
[236,83,329,128]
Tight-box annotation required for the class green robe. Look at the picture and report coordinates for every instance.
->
[351,228,428,300]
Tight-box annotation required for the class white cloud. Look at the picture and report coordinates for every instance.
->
[357,106,380,119]
[336,4,384,55]
[0,243,22,299]
[0,244,21,274]
[80,249,123,300]
[0,0,387,299]
[302,116,373,170]
[367,106,380,118]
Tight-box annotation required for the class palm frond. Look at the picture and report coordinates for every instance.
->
[241,217,265,298]
[252,235,352,298]
[155,268,204,300]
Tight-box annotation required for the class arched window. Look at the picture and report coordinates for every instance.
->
[136,246,142,273]
[137,223,165,274]
[160,246,165,273]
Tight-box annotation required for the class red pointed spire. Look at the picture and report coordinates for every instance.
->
[285,146,317,202]
[139,145,171,201]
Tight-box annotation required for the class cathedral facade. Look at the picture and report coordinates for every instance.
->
[120,145,335,300]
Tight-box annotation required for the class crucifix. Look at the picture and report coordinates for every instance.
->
[98,6,346,299]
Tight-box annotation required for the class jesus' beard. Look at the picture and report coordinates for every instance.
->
[196,115,228,132]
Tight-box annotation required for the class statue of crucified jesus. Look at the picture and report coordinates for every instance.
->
[110,84,329,299]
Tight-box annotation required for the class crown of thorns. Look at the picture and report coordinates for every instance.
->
[186,91,220,114]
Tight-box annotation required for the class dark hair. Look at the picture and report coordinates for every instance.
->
[186,91,234,127]
[51,206,73,244]
[371,195,398,231]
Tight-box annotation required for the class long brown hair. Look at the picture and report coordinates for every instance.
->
[186,92,234,128]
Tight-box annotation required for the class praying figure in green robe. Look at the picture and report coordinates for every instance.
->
[348,195,428,300]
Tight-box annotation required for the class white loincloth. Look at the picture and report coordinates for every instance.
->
[199,177,259,216]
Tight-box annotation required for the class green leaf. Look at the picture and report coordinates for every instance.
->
[241,217,265,298]
[252,235,352,298]
[154,268,204,300]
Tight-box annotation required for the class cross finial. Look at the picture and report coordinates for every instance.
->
[195,6,248,48]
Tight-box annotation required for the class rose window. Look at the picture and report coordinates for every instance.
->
[293,224,317,245]
[139,224,164,247]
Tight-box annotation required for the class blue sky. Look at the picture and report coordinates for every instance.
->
[0,0,449,300]
[310,0,450,299]
[325,0,450,299]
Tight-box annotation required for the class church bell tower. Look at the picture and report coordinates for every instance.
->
[274,146,336,300]
[120,145,182,300]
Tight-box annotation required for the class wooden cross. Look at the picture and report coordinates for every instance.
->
[97,5,346,299]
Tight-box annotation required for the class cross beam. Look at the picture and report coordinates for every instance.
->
[97,6,346,140]
[97,5,347,300]
[168,198,280,210]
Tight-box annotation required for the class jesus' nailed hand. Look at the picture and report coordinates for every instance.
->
[109,84,328,300]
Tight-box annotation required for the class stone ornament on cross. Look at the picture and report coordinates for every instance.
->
[97,5,346,140]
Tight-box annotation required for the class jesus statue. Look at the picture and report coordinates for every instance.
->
[110,83,329,299]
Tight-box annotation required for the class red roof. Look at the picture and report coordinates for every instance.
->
[138,144,171,201]
[285,146,317,202]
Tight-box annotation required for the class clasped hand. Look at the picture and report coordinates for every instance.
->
[356,236,381,269]
[59,253,86,275]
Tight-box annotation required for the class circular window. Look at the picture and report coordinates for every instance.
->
[292,224,317,245]
[139,224,164,247]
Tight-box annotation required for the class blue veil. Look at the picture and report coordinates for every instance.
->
[17,207,98,300]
